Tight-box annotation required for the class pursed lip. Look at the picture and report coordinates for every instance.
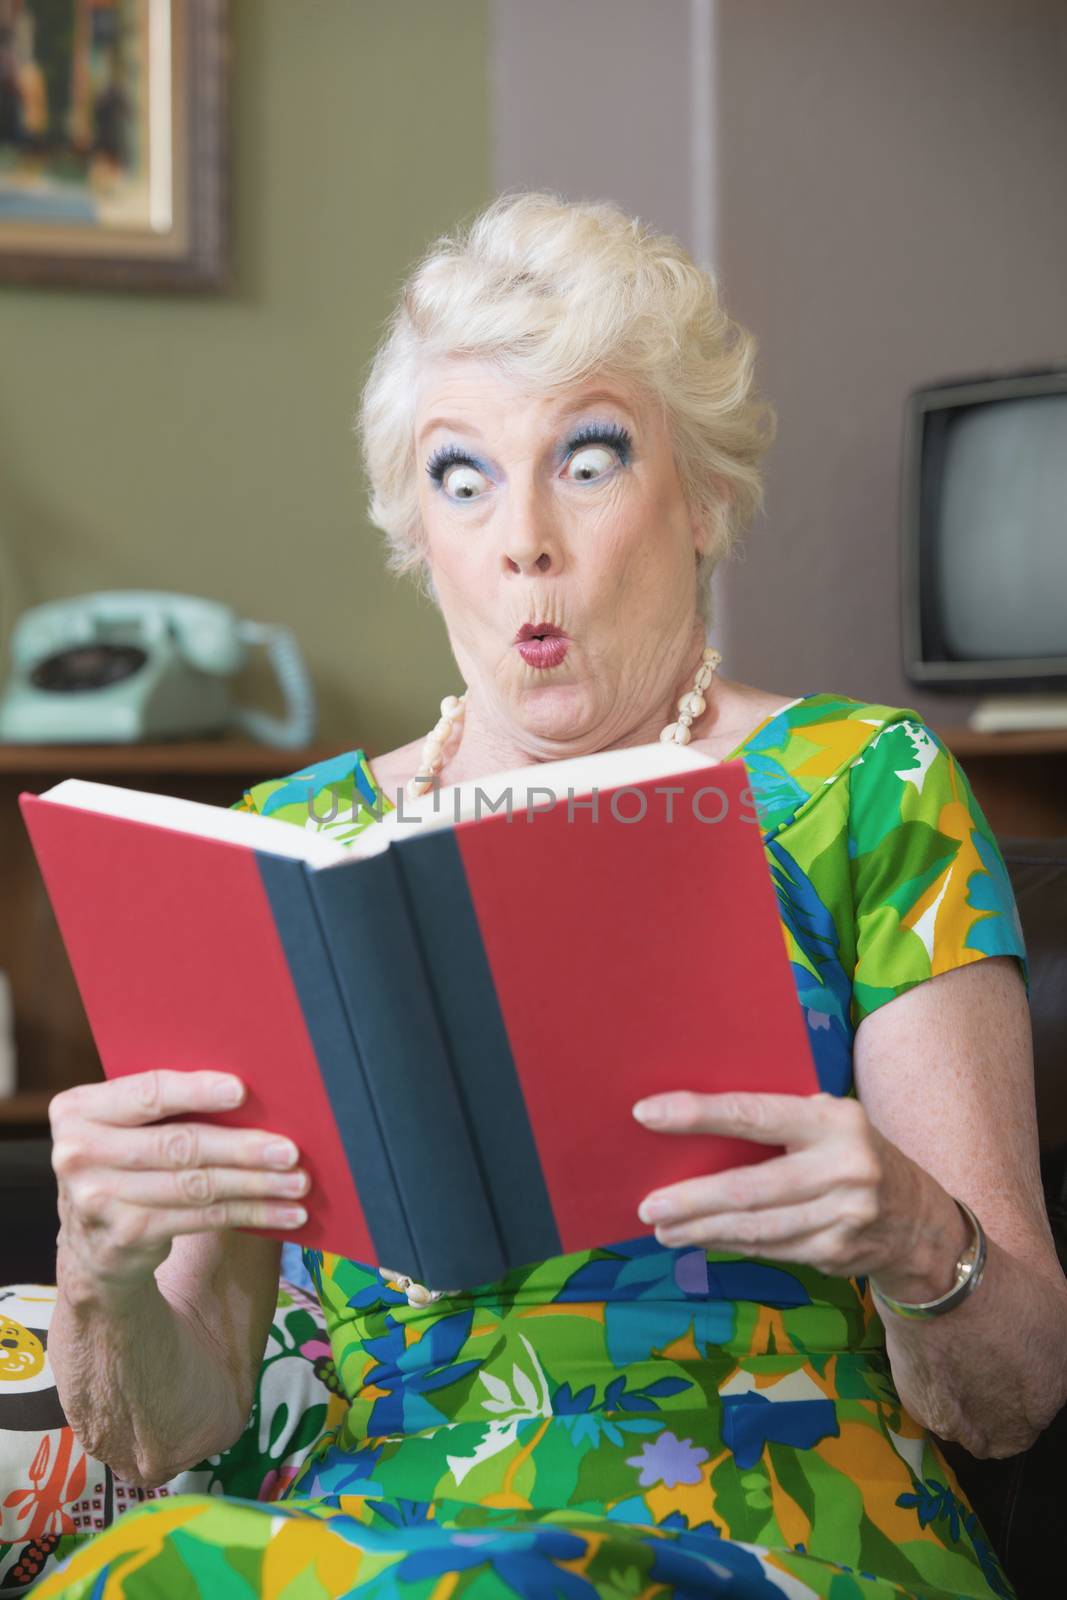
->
[514,622,568,643]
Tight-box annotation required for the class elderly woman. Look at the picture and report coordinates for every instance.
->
[39,194,1067,1600]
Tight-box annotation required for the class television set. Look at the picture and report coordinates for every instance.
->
[901,366,1067,730]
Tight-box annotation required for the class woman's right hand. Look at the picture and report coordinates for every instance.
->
[50,1070,310,1296]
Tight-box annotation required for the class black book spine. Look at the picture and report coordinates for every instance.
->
[392,828,561,1269]
[306,849,507,1287]
[254,853,417,1270]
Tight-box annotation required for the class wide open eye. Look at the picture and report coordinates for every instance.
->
[441,462,491,501]
[561,444,617,483]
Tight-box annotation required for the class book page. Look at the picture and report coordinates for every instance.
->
[35,743,721,872]
[344,741,720,860]
[34,778,354,868]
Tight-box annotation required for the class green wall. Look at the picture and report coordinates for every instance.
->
[0,0,490,755]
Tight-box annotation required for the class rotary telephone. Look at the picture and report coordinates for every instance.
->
[0,590,316,747]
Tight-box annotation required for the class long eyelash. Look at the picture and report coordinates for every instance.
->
[426,444,476,484]
[426,422,633,485]
[565,422,633,464]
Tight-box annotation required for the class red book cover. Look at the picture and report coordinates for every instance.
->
[20,749,819,1286]
[450,761,818,1253]
[19,790,377,1266]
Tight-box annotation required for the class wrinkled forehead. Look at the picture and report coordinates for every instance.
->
[412,356,654,447]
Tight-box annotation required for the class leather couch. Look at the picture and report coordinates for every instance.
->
[2,837,1064,1598]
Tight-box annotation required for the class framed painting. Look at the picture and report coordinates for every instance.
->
[0,0,228,290]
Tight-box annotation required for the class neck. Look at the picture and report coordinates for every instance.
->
[439,634,722,787]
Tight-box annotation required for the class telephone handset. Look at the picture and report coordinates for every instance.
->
[0,591,317,748]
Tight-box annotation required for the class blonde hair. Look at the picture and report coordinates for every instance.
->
[359,191,775,625]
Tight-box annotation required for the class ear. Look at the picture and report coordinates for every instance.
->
[694,482,733,558]
[421,554,441,609]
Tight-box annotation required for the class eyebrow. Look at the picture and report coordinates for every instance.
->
[416,391,637,450]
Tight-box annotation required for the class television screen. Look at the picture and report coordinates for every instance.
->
[936,396,1067,660]
[903,369,1067,689]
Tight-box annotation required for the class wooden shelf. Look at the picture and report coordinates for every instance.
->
[0,1091,55,1127]
[0,739,347,776]
[934,727,1067,758]
[927,726,1067,837]
[3,731,1066,771]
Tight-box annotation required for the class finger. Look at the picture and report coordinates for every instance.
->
[99,1196,309,1248]
[632,1089,852,1148]
[53,1071,246,1130]
[53,1121,301,1177]
[639,1149,828,1225]
[656,1218,871,1280]
[96,1163,311,1211]
[652,1192,846,1252]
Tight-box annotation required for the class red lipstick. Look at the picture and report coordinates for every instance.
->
[515,622,569,669]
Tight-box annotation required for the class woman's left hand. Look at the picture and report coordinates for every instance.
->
[633,1090,967,1298]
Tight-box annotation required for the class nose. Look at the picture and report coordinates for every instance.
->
[508,549,552,575]
[500,479,561,578]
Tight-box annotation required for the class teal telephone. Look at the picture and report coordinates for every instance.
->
[0,591,317,747]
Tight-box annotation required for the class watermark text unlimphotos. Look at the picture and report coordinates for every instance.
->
[305,778,758,828]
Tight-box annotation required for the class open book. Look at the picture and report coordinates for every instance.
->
[19,743,818,1287]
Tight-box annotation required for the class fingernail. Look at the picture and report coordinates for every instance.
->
[280,1206,307,1228]
[214,1079,243,1107]
[633,1099,665,1125]
[265,1141,298,1168]
[279,1171,309,1197]
[638,1196,669,1223]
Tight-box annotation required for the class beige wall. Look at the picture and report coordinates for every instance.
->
[0,0,490,757]
[715,0,1067,721]
[494,0,1067,723]
[492,0,695,250]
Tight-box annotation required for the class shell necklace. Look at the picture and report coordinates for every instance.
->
[378,645,723,1307]
[405,646,723,800]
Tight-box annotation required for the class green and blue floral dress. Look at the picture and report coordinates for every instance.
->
[38,694,1028,1599]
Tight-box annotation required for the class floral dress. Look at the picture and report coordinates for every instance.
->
[37,694,1028,1600]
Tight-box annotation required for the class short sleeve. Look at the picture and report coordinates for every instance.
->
[229,777,286,817]
[847,718,1029,1028]
[227,749,390,844]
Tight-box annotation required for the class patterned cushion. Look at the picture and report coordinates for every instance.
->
[0,1281,346,1596]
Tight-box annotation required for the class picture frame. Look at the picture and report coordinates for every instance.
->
[0,0,228,291]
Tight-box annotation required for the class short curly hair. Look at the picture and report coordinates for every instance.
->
[359,191,775,626]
